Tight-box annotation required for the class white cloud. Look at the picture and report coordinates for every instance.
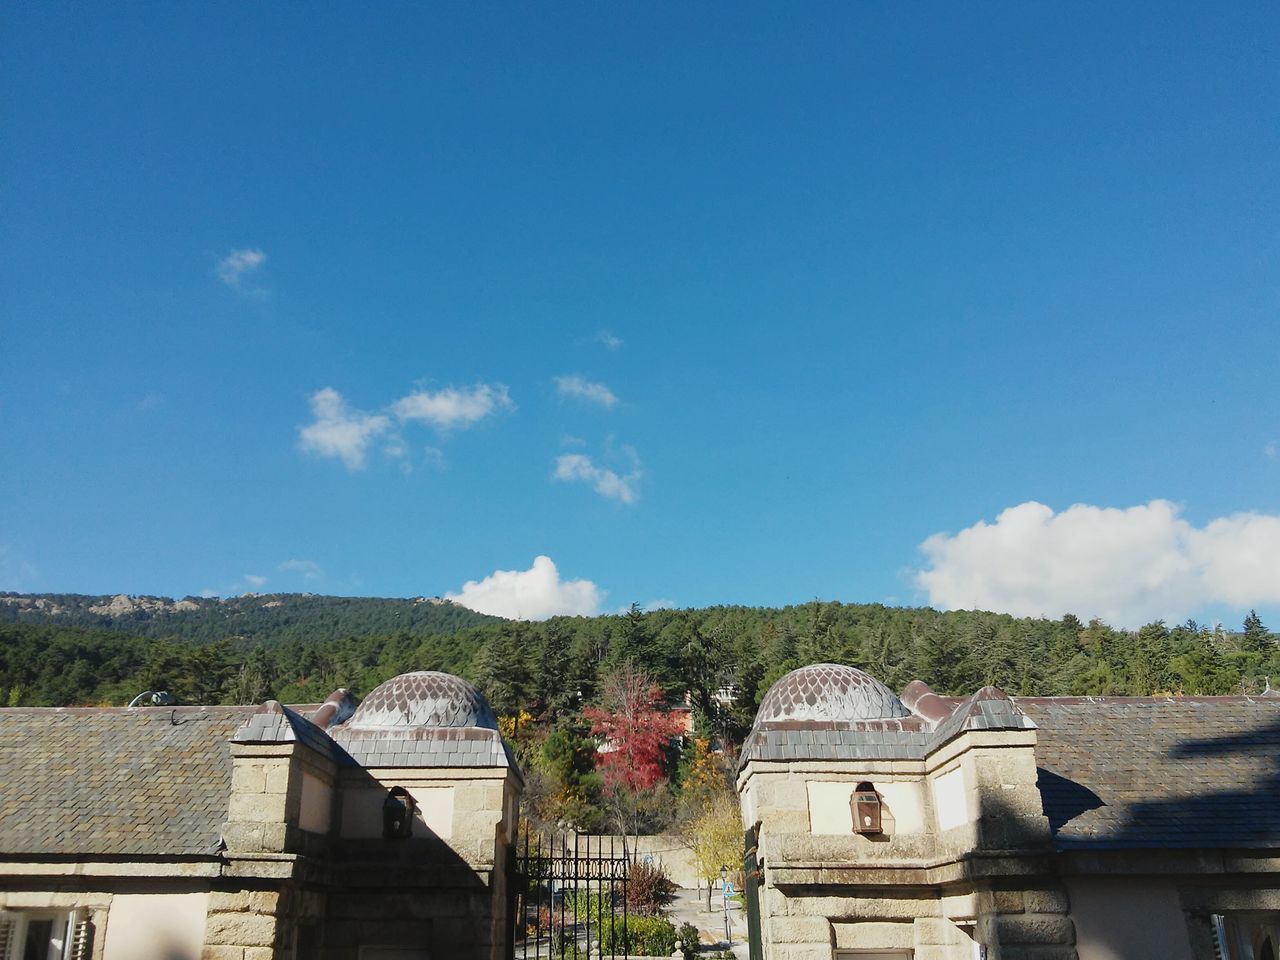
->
[279,559,324,582]
[554,450,641,504]
[216,248,266,288]
[1266,440,1278,461]
[597,330,623,350]
[392,383,514,429]
[446,555,604,620]
[916,500,1280,627]
[555,375,618,409]
[297,388,391,470]
[244,574,267,588]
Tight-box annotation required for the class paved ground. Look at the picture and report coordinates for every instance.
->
[668,885,750,958]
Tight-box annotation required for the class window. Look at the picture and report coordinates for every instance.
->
[0,910,93,960]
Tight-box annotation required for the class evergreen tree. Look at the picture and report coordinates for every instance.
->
[1243,610,1272,654]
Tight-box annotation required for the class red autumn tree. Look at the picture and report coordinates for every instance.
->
[583,661,686,852]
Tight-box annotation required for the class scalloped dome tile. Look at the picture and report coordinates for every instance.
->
[348,671,498,730]
[754,663,908,724]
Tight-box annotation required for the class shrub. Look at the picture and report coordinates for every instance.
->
[677,921,700,959]
[601,914,678,957]
[568,888,613,926]
[625,860,678,915]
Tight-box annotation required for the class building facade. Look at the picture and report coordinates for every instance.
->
[737,663,1280,960]
[0,671,521,960]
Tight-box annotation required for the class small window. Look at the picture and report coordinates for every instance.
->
[0,910,92,960]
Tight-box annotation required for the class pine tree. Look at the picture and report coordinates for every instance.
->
[1243,610,1272,654]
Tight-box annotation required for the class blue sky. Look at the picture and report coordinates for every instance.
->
[2,3,1277,628]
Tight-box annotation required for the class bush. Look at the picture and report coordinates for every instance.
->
[625,861,678,915]
[568,888,613,926]
[677,921,700,959]
[601,915,678,956]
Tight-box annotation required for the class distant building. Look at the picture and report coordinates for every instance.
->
[737,663,1280,960]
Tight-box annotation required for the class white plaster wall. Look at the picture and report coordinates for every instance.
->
[932,766,969,831]
[807,780,925,835]
[341,785,455,839]
[1067,878,1194,960]
[300,770,332,834]
[102,892,209,960]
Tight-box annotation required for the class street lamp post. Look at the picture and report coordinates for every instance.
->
[720,864,731,946]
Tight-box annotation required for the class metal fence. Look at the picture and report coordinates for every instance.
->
[510,832,633,959]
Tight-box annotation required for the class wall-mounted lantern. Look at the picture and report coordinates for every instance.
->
[383,786,417,839]
[851,781,882,835]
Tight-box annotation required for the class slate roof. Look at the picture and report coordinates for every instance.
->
[329,725,514,768]
[0,705,256,857]
[1018,696,1280,850]
[229,695,517,771]
[738,684,1035,769]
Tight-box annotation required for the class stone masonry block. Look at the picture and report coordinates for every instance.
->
[208,892,253,914]
[833,922,913,950]
[994,890,1025,914]
[263,762,292,795]
[200,948,244,960]
[204,910,280,947]
[769,916,830,943]
[228,792,287,823]
[244,950,276,960]
[220,822,266,852]
[973,750,1039,787]
[1023,889,1070,915]
[778,948,834,960]
[247,890,282,914]
[772,780,809,809]
[998,915,1075,946]
[914,917,968,946]
[1025,948,1079,960]
[789,895,940,921]
[231,763,267,794]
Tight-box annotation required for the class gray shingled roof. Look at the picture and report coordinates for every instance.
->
[1018,696,1280,850]
[229,699,516,771]
[0,706,255,857]
[738,685,1035,769]
[329,726,513,768]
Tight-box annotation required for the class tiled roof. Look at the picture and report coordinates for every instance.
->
[330,725,513,768]
[232,701,349,763]
[754,664,909,724]
[348,671,498,730]
[0,705,255,857]
[738,684,1034,769]
[1018,696,1280,850]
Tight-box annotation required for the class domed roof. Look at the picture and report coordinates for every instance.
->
[348,671,498,730]
[754,663,908,724]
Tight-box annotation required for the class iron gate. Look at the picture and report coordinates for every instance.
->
[510,833,633,959]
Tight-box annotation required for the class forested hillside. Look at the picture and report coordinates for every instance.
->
[2,596,1275,718]
[0,591,497,642]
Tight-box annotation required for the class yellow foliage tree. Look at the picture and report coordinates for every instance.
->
[683,791,742,910]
